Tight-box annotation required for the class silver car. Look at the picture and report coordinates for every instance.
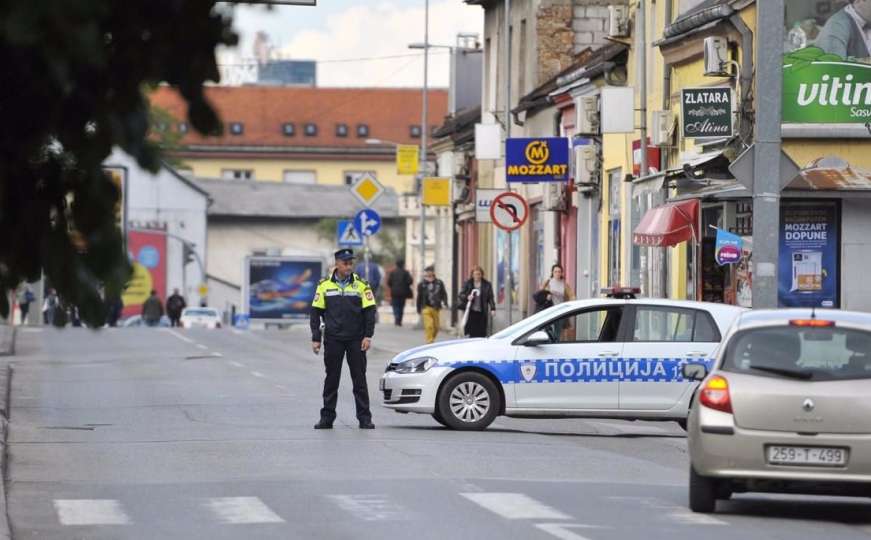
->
[683,308,871,513]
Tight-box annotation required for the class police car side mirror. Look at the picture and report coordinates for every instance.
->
[682,363,708,381]
[524,331,551,346]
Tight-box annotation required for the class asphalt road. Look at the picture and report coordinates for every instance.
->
[6,325,871,540]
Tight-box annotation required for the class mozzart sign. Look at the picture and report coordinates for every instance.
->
[505,138,570,183]
[681,88,733,139]
[783,47,871,124]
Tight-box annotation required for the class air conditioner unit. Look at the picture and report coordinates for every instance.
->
[608,5,630,38]
[703,36,731,76]
[544,182,566,211]
[577,96,600,135]
[574,144,599,186]
[651,111,673,146]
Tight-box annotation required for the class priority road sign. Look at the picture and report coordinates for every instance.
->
[490,191,529,232]
[354,209,382,237]
[350,173,385,207]
[337,219,364,246]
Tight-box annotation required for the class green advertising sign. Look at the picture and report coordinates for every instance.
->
[783,47,871,124]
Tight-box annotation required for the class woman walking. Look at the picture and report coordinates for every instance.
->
[540,264,574,340]
[458,266,496,338]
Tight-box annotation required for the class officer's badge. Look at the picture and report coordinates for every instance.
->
[365,290,374,301]
[313,293,320,302]
[520,360,537,383]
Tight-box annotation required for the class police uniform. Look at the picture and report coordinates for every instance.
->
[311,249,377,429]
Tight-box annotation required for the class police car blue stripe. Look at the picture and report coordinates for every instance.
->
[438,358,713,384]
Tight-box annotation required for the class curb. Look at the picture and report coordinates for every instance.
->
[0,328,13,357]
[0,365,12,540]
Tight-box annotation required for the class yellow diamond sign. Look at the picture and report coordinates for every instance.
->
[350,173,385,207]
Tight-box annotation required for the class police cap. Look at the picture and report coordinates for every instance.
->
[334,248,356,261]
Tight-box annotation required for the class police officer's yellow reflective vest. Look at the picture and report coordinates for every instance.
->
[311,272,376,341]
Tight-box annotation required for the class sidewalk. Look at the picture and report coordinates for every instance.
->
[0,326,14,356]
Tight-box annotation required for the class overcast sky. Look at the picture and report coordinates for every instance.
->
[222,0,483,88]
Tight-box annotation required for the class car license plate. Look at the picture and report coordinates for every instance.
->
[767,446,848,467]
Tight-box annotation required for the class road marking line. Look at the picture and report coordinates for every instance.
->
[164,329,196,344]
[460,493,571,520]
[228,361,246,368]
[327,494,409,521]
[54,499,131,526]
[251,371,265,378]
[205,497,284,524]
[196,344,208,350]
[535,523,602,540]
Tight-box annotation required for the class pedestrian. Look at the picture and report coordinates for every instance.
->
[310,248,377,430]
[105,293,123,327]
[539,264,574,338]
[458,266,496,338]
[417,265,448,344]
[166,288,187,327]
[142,290,164,327]
[18,285,34,325]
[42,288,59,325]
[386,260,413,327]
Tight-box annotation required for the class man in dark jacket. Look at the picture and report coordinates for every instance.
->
[416,265,448,344]
[310,249,377,430]
[166,289,187,327]
[142,290,163,327]
[386,260,413,326]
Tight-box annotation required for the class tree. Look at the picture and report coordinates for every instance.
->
[0,1,237,325]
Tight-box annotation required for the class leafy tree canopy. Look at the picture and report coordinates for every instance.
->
[0,1,237,325]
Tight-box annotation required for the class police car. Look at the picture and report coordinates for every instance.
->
[380,289,745,430]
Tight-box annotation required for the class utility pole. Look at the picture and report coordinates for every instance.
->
[418,0,429,282]
[504,0,513,324]
[751,0,784,308]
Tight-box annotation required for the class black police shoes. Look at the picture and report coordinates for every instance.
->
[359,420,375,429]
[313,420,333,429]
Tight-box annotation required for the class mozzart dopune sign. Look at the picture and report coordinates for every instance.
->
[506,138,570,183]
[783,47,871,125]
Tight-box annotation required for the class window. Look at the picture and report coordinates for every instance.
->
[282,123,295,136]
[221,169,253,181]
[229,122,244,135]
[336,123,349,137]
[632,306,720,343]
[177,122,189,134]
[283,170,317,184]
[410,125,422,138]
[356,124,369,138]
[536,307,624,344]
[304,123,317,136]
[344,170,376,186]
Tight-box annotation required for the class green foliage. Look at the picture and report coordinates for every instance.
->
[0,1,236,326]
[149,104,186,168]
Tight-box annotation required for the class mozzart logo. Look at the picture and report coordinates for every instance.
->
[505,138,569,181]
[783,47,871,124]
[524,140,550,164]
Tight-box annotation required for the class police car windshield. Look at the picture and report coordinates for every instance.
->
[491,303,576,339]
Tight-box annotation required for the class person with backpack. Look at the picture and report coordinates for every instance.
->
[166,289,187,327]
[386,260,413,327]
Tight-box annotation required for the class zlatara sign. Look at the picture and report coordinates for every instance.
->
[783,47,871,124]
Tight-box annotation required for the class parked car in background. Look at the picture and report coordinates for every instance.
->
[179,307,222,329]
[684,309,871,513]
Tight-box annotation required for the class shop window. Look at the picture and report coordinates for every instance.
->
[607,169,622,287]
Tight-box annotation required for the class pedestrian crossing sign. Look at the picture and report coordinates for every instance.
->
[337,219,363,247]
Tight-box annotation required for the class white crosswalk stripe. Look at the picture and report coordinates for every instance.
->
[54,499,131,525]
[460,493,571,520]
[327,494,410,521]
[205,497,285,524]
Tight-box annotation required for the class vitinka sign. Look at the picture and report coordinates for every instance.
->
[783,47,871,124]
[681,88,733,139]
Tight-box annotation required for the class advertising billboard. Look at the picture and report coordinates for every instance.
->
[778,201,839,308]
[783,1,871,132]
[505,138,570,183]
[123,229,167,318]
[243,256,323,322]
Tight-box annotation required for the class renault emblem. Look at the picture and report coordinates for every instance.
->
[802,398,815,412]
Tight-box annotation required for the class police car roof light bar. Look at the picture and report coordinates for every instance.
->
[601,286,641,299]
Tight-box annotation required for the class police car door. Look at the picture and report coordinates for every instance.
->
[512,305,626,410]
[619,305,721,410]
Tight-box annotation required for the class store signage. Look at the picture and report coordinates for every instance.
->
[783,47,871,124]
[475,189,501,223]
[681,88,733,139]
[505,137,570,183]
[714,228,742,265]
[778,202,839,308]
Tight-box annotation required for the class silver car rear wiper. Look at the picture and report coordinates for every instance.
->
[748,364,813,380]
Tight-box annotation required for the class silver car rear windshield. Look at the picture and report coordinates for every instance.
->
[722,326,871,381]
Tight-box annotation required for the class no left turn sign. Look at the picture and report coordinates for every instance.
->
[490,191,529,232]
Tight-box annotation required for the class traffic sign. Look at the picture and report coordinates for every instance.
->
[490,192,529,232]
[422,177,451,206]
[337,219,364,246]
[198,283,209,297]
[396,145,420,175]
[350,173,385,207]
[354,209,382,237]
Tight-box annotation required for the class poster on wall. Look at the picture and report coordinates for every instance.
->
[122,229,167,318]
[244,256,322,321]
[778,202,839,308]
[783,0,871,131]
[495,229,520,305]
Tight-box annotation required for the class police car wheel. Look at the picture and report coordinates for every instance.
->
[438,373,498,431]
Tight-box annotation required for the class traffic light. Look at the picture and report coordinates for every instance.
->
[182,243,196,267]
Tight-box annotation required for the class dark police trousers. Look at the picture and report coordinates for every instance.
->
[320,338,372,423]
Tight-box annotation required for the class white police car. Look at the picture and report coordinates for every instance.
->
[380,290,745,430]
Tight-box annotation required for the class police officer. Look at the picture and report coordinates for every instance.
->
[311,248,377,429]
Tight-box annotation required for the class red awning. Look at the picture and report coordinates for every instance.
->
[633,199,699,247]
